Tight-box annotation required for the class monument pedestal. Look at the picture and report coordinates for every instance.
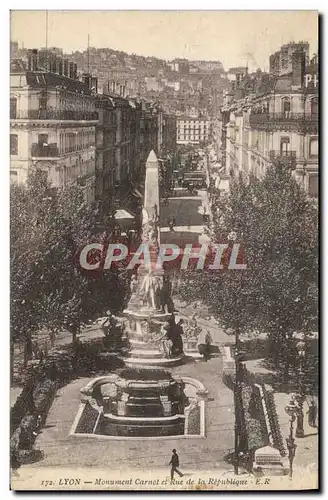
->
[76,151,194,438]
[80,369,187,437]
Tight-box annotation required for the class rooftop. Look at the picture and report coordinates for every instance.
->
[10,69,93,95]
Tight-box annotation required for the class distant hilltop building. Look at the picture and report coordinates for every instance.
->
[10,41,19,58]
[269,41,310,76]
[227,67,248,82]
[190,60,224,72]
[145,76,163,92]
[167,58,190,74]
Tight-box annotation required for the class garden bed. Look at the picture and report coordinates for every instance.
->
[185,404,201,435]
[10,340,124,463]
[240,384,269,452]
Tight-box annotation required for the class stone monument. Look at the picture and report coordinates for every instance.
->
[123,149,184,367]
[78,151,188,437]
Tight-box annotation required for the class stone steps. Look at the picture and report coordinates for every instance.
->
[123,355,184,368]
[129,349,164,359]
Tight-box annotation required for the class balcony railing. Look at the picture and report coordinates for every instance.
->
[11,109,99,121]
[269,150,297,167]
[249,112,318,132]
[31,143,60,158]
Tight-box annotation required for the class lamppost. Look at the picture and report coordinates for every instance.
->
[295,340,306,438]
[233,324,245,476]
[234,339,241,476]
[285,398,298,479]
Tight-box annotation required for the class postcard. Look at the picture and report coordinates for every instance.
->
[10,10,319,491]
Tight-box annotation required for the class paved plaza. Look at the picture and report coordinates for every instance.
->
[22,356,234,472]
[245,359,318,472]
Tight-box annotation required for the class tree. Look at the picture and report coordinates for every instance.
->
[180,164,318,377]
[179,164,317,471]
[10,171,52,366]
[10,171,129,367]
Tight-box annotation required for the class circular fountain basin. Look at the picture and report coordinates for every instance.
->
[72,374,207,439]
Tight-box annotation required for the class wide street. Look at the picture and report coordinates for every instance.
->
[160,195,204,229]
[160,151,209,247]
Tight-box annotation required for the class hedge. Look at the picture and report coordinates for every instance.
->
[10,339,125,464]
[263,388,286,457]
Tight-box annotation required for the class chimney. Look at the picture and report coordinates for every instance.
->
[58,58,63,76]
[63,59,69,77]
[37,50,48,71]
[27,49,38,71]
[69,62,74,79]
[292,50,305,87]
[91,76,98,93]
[49,56,57,73]
[82,73,92,90]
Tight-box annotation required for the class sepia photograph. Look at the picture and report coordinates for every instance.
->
[9,9,319,491]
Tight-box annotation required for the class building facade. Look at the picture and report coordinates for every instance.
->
[176,116,212,145]
[162,114,177,153]
[10,49,179,210]
[10,50,98,203]
[269,41,309,76]
[95,95,117,205]
[216,50,318,198]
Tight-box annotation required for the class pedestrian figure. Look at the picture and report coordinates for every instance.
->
[160,276,174,313]
[168,217,176,232]
[307,400,317,428]
[49,330,56,347]
[10,445,20,477]
[172,319,184,355]
[33,414,42,437]
[169,449,183,480]
[197,330,212,361]
[157,322,173,358]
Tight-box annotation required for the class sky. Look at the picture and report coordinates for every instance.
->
[10,10,318,71]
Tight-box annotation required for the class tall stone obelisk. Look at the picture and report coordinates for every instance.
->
[123,150,184,367]
[143,150,160,238]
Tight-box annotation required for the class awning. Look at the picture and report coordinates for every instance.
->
[114,209,135,220]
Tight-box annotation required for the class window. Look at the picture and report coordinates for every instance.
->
[10,134,18,155]
[280,137,290,156]
[38,134,48,147]
[39,91,47,110]
[10,171,18,184]
[282,98,291,117]
[308,174,318,198]
[10,97,17,119]
[310,98,318,117]
[309,138,318,157]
